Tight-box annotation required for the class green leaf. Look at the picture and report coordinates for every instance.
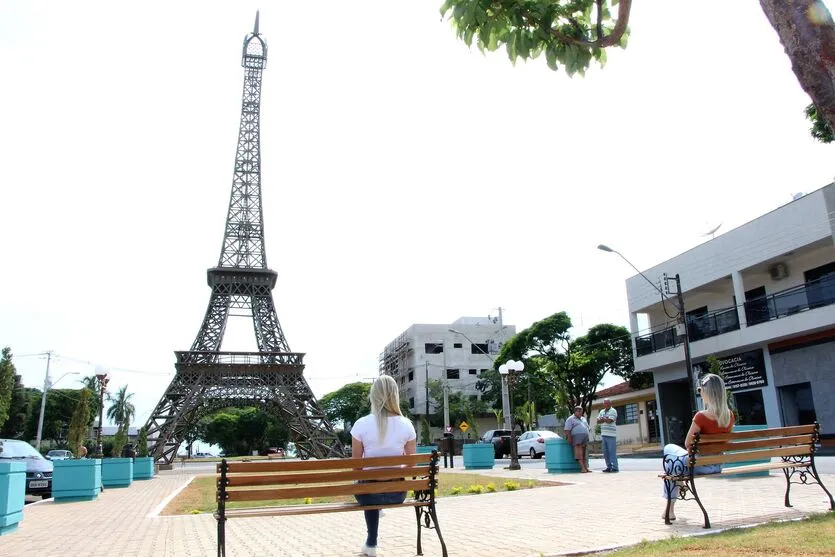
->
[440,0,454,17]
[545,46,558,71]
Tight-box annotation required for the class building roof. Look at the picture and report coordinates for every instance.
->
[595,382,634,399]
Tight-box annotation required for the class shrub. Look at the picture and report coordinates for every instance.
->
[467,484,485,494]
[304,497,314,504]
[528,480,535,489]
[486,483,496,493]
[504,481,520,491]
[450,486,462,495]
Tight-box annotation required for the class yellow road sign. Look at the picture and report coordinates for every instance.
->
[459,421,469,433]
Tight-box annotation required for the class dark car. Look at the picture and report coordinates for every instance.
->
[481,429,512,458]
[0,439,54,498]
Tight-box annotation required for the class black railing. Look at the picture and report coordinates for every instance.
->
[635,325,678,357]
[175,351,305,366]
[686,307,740,342]
[745,275,835,326]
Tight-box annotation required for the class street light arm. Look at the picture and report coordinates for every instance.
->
[598,245,666,299]
[448,328,495,363]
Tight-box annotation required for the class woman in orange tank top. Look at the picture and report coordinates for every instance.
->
[661,373,734,521]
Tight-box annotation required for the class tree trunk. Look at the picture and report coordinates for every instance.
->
[759,0,835,131]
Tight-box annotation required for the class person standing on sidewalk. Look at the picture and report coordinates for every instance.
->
[597,398,619,473]
[564,406,591,473]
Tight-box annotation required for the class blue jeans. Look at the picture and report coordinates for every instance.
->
[602,435,618,471]
[662,444,721,499]
[355,489,407,547]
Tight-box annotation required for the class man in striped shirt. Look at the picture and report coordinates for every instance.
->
[597,398,619,473]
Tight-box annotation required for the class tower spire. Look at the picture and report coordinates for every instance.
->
[254,10,260,35]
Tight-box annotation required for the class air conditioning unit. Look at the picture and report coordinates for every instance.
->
[769,262,790,281]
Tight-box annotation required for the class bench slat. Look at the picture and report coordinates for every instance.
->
[697,434,814,456]
[698,425,815,443]
[222,500,429,518]
[220,454,430,474]
[225,466,430,487]
[696,445,809,466]
[225,478,430,502]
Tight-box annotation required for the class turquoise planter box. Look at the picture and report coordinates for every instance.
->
[132,457,154,480]
[0,461,25,535]
[462,443,494,470]
[545,437,580,473]
[101,458,134,488]
[416,445,438,454]
[725,424,770,477]
[53,459,102,502]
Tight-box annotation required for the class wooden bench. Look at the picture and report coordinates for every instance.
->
[214,451,447,557]
[661,423,834,528]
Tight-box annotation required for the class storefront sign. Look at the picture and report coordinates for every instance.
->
[695,349,768,392]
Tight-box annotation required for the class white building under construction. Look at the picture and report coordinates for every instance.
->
[379,316,516,417]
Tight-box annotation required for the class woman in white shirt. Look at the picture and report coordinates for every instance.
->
[351,375,417,557]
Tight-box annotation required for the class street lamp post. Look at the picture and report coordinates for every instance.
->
[94,373,110,459]
[448,328,512,430]
[597,244,698,415]
[35,356,80,450]
[499,359,524,471]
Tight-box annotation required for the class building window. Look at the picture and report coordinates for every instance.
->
[615,404,638,425]
[425,343,443,354]
[409,397,415,408]
[453,343,463,348]
[446,369,459,380]
[471,343,489,355]
[408,371,414,382]
[469,369,477,375]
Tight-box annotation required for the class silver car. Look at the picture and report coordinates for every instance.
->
[516,430,560,459]
[46,449,73,461]
[0,439,54,497]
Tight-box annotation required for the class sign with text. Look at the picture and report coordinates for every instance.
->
[695,349,767,392]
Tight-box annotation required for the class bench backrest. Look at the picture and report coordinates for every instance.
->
[216,452,438,506]
[692,423,819,467]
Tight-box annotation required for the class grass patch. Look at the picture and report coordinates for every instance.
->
[162,471,562,515]
[577,513,835,556]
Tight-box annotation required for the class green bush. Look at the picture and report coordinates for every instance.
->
[450,486,462,495]
[467,484,485,494]
[504,481,520,491]
[486,482,496,492]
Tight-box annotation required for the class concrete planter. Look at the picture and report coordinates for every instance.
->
[132,457,155,480]
[724,424,770,477]
[0,461,25,535]
[52,459,102,503]
[462,443,494,470]
[415,445,438,454]
[101,458,134,488]
[545,437,580,473]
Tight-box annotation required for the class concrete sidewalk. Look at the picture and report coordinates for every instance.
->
[3,465,833,557]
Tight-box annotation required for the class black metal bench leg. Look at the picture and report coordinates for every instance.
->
[663,479,674,525]
[217,516,226,557]
[687,479,711,528]
[415,506,423,556]
[429,504,448,557]
[782,467,793,508]
[809,460,835,510]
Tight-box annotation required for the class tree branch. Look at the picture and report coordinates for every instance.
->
[516,0,631,48]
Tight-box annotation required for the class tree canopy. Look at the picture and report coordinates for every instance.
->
[495,312,634,419]
[441,0,835,140]
[106,385,136,429]
[0,347,16,431]
[199,407,290,457]
[320,382,371,429]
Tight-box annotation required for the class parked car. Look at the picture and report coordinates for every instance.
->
[46,449,73,461]
[481,429,513,458]
[517,430,560,459]
[0,439,53,497]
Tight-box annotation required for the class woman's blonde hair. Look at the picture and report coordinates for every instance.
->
[369,375,403,442]
[700,373,731,428]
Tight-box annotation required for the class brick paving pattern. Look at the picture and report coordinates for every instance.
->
[3,465,833,556]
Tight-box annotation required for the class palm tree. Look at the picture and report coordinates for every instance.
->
[81,375,100,392]
[106,385,135,430]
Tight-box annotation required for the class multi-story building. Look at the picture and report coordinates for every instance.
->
[379,317,516,417]
[625,183,835,444]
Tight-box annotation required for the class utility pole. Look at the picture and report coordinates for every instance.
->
[497,307,512,431]
[35,351,53,450]
[425,361,430,416]
[443,381,450,433]
[671,273,698,415]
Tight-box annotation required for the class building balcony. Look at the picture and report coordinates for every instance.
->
[634,276,835,358]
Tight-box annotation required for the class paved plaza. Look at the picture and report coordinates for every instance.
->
[4,460,834,557]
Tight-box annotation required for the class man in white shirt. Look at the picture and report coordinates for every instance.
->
[597,398,618,473]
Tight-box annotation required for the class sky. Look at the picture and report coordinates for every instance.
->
[1,1,833,429]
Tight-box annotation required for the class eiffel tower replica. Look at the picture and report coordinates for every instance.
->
[145,13,344,466]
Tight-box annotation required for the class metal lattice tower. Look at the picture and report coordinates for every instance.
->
[144,13,344,465]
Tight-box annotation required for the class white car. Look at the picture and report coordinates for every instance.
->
[516,430,560,459]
